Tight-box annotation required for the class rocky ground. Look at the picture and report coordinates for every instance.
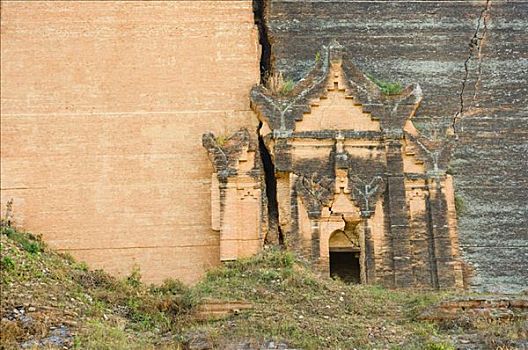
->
[1,224,526,349]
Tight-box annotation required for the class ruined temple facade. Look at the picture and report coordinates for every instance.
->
[3,1,525,291]
[205,43,465,289]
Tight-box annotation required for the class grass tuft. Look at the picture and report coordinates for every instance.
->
[215,134,228,146]
[266,71,296,96]
[1,225,44,254]
[1,256,15,270]
[454,194,466,216]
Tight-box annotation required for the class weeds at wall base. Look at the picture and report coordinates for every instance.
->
[2,225,524,349]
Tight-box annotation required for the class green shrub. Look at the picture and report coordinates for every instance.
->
[126,266,142,288]
[426,342,455,350]
[280,79,295,95]
[75,261,89,272]
[1,256,15,270]
[22,240,41,254]
[154,278,189,295]
[1,226,43,254]
[367,74,403,95]
[1,226,15,237]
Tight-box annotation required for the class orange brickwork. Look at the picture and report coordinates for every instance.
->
[0,1,260,283]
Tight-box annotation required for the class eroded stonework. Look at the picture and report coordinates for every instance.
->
[202,129,266,261]
[204,42,465,289]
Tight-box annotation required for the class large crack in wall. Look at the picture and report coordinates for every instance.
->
[257,124,284,245]
[253,0,272,83]
[253,0,283,245]
[452,0,492,137]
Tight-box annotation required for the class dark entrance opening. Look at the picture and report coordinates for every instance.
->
[330,251,360,284]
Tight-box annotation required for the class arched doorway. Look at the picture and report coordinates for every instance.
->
[328,229,361,283]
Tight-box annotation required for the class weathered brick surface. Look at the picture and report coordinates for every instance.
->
[0,1,259,283]
[267,0,528,292]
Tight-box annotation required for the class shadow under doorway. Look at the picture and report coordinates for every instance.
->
[329,250,361,284]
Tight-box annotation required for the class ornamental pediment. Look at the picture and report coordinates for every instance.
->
[250,40,422,137]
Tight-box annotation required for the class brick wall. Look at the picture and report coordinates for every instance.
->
[0,1,260,283]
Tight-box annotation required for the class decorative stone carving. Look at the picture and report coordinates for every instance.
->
[202,129,252,181]
[349,175,385,217]
[295,173,335,218]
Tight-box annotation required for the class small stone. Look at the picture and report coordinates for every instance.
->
[28,307,36,312]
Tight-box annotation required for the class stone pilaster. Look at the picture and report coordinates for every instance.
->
[363,218,377,283]
[385,139,413,287]
[428,177,459,289]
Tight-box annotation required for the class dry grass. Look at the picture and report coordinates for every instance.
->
[186,249,455,349]
[266,71,295,96]
[2,223,523,349]
[0,224,191,349]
